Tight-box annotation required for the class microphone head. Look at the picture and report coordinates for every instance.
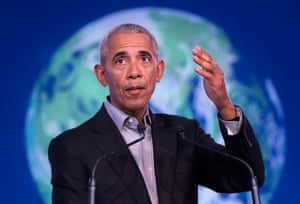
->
[176,125,185,138]
[137,123,146,134]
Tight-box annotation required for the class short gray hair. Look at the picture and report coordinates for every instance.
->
[99,23,159,65]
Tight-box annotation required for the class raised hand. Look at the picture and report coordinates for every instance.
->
[192,46,236,120]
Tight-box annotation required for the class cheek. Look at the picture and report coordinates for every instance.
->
[146,74,158,93]
[150,70,160,84]
[104,74,120,91]
[106,71,125,85]
[108,79,123,92]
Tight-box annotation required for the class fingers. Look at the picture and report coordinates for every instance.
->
[192,46,231,110]
[192,46,213,64]
[192,46,215,70]
[193,46,225,76]
[192,46,219,79]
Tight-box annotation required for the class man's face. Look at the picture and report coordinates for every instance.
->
[94,33,164,119]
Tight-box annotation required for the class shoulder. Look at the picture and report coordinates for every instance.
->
[49,105,108,148]
[48,119,92,152]
[48,105,106,151]
[152,112,201,130]
[153,113,192,122]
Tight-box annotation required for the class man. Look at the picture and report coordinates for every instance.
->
[48,23,265,204]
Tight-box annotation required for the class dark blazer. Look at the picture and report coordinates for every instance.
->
[48,104,264,204]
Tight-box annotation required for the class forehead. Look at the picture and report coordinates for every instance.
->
[107,33,153,52]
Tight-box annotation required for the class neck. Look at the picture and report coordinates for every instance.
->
[125,107,147,123]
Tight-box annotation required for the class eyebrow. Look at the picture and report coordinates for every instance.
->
[112,50,153,61]
[138,50,152,57]
[112,51,127,61]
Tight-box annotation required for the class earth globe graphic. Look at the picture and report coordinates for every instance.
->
[25,7,286,204]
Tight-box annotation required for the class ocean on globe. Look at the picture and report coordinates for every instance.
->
[25,7,285,204]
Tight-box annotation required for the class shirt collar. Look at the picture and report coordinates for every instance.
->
[104,97,152,131]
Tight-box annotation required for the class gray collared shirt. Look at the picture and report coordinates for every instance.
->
[104,100,158,204]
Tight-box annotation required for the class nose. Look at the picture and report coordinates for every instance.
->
[127,63,141,79]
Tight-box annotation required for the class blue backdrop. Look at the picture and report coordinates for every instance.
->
[1,0,299,203]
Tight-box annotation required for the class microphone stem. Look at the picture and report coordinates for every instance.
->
[251,176,260,204]
[230,154,260,204]
[89,177,96,204]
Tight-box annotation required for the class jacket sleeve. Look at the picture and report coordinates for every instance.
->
[191,108,265,193]
[219,109,265,188]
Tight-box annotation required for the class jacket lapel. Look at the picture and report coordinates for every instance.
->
[90,106,151,203]
[151,114,178,204]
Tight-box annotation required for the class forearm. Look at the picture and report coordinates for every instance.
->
[219,110,265,187]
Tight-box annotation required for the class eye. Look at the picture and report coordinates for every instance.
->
[115,57,125,64]
[141,55,151,63]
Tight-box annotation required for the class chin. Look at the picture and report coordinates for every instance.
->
[127,102,147,111]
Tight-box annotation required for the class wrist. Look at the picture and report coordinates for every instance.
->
[218,103,236,120]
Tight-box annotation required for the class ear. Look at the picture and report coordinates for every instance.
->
[155,60,165,82]
[94,64,108,86]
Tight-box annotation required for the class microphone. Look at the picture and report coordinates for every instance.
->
[176,125,261,204]
[88,123,146,204]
